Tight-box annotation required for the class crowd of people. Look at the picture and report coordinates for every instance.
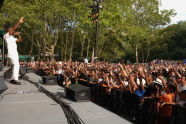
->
[20,60,186,124]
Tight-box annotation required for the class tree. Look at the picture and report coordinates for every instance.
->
[0,0,177,62]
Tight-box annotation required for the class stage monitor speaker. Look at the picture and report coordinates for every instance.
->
[65,84,90,102]
[0,81,8,94]
[42,76,57,85]
[4,66,12,79]
[26,67,35,73]
[19,66,27,76]
[24,72,42,83]
[0,63,3,71]
[4,66,27,79]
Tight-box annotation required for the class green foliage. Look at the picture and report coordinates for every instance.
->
[152,21,186,60]
[0,0,179,62]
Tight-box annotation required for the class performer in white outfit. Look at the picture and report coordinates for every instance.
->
[3,17,24,85]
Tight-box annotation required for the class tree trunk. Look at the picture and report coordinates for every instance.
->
[91,48,95,63]
[80,35,86,57]
[42,40,47,61]
[35,40,41,60]
[60,33,64,60]
[141,48,145,63]
[86,38,90,58]
[38,46,41,60]
[135,44,139,63]
[51,31,59,61]
[64,33,68,61]
[69,28,75,61]
[145,43,150,63]
[29,41,33,56]
[50,46,55,61]
[29,32,34,56]
[69,13,76,61]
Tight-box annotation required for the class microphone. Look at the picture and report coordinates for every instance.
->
[13,32,21,36]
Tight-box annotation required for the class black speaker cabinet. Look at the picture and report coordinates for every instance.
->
[4,66,27,79]
[42,76,57,85]
[4,66,12,79]
[0,63,3,71]
[65,84,90,102]
[0,81,8,94]
[26,67,35,73]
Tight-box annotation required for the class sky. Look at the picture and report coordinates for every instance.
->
[160,0,186,24]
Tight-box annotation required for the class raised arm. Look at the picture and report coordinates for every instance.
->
[129,74,138,93]
[118,64,128,77]
[158,76,168,90]
[13,17,24,31]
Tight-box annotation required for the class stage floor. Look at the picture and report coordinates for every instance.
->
[0,68,131,124]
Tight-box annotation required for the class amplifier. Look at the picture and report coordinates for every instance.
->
[19,66,27,76]
[0,81,8,94]
[42,76,57,85]
[4,66,12,79]
[65,84,90,102]
[0,63,3,71]
[26,67,35,73]
[4,66,27,79]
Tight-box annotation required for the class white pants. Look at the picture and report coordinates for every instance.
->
[9,56,20,81]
